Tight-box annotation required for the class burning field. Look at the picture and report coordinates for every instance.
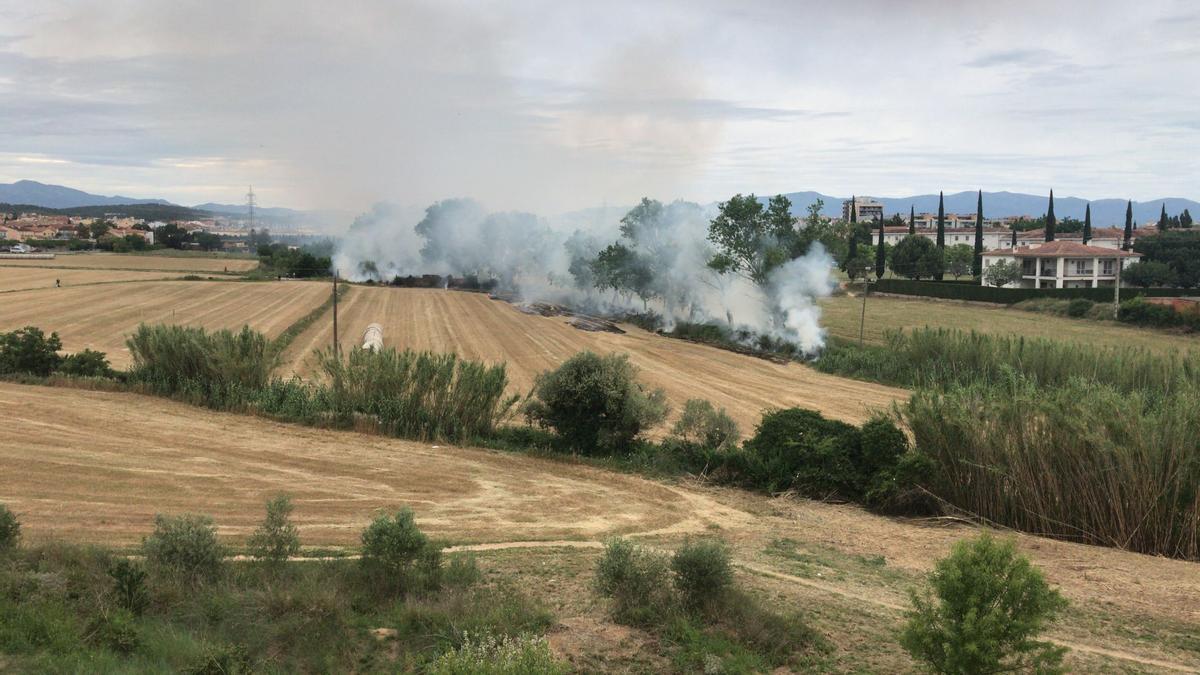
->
[281,285,907,431]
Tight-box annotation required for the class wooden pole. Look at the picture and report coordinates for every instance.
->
[1113,256,1122,319]
[859,280,869,345]
[332,269,339,358]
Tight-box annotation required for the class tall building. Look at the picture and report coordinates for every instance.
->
[842,197,883,222]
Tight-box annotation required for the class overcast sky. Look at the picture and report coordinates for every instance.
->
[0,0,1197,212]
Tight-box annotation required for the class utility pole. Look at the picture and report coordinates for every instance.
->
[1113,257,1122,319]
[859,280,870,345]
[332,269,339,358]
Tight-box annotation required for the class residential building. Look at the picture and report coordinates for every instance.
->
[1015,225,1155,250]
[879,226,1011,250]
[842,197,883,222]
[980,241,1141,289]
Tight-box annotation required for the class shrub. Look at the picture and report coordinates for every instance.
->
[108,559,149,615]
[319,347,517,442]
[126,323,278,394]
[1066,297,1094,318]
[142,514,225,583]
[0,326,62,376]
[247,495,301,567]
[901,533,1068,674]
[594,538,673,626]
[360,508,442,593]
[671,399,740,450]
[524,351,668,455]
[86,607,140,654]
[429,632,568,675]
[733,408,862,496]
[57,349,115,378]
[671,539,733,611]
[1118,296,1183,328]
[0,503,19,553]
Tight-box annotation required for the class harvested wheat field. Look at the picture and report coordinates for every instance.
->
[3,381,1198,672]
[282,286,907,429]
[0,265,176,292]
[0,280,328,366]
[0,252,259,273]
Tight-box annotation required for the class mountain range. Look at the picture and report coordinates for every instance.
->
[2,180,1196,229]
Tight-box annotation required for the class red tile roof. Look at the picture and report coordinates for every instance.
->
[982,241,1142,258]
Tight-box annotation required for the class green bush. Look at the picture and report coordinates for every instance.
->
[1118,296,1186,328]
[142,514,225,583]
[360,508,443,593]
[594,538,673,626]
[671,399,740,450]
[1066,298,1094,317]
[57,349,115,378]
[108,559,149,616]
[524,351,668,455]
[901,533,1068,674]
[247,495,301,567]
[86,607,140,654]
[0,326,62,376]
[429,632,568,675]
[732,408,861,496]
[671,539,733,610]
[0,503,20,552]
[126,324,278,395]
[873,277,1184,304]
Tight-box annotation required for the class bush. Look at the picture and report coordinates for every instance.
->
[732,408,861,496]
[1066,298,1094,318]
[873,278,1184,304]
[524,351,668,455]
[86,607,140,654]
[429,632,568,675]
[1118,296,1185,328]
[57,349,115,378]
[108,559,149,616]
[0,503,20,552]
[671,539,733,610]
[671,399,740,450]
[247,495,301,567]
[594,538,673,626]
[0,326,62,376]
[126,324,278,395]
[142,514,225,583]
[901,533,1068,674]
[360,508,442,593]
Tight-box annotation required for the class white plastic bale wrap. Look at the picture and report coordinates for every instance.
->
[361,323,384,352]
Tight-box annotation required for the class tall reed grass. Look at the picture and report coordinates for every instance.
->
[126,324,278,395]
[905,373,1200,559]
[816,328,1200,398]
[318,347,517,442]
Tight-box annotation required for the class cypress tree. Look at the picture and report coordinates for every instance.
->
[1183,208,1194,228]
[1045,189,1056,242]
[908,205,916,235]
[1159,203,1169,231]
[1011,226,1017,248]
[972,190,984,277]
[846,198,858,273]
[934,191,945,281]
[875,215,886,279]
[1082,203,1092,244]
[850,195,857,223]
[1123,200,1133,250]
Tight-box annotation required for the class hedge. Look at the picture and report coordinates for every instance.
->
[872,279,1194,304]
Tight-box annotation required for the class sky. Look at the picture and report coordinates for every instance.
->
[0,0,1197,212]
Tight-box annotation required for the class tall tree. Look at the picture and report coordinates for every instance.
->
[706,193,795,286]
[1082,203,1092,244]
[850,196,857,224]
[875,216,886,279]
[972,190,984,277]
[1010,226,1017,248]
[909,205,916,235]
[1123,200,1134,250]
[1044,190,1056,242]
[934,191,945,281]
[1182,209,1194,229]
[845,196,858,273]
[1159,203,1170,231]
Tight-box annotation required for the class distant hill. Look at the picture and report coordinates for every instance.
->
[193,202,306,219]
[0,202,213,222]
[772,190,1199,227]
[0,180,171,209]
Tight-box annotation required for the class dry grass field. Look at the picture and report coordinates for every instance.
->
[281,286,908,429]
[0,266,176,292]
[3,381,1197,673]
[0,280,329,366]
[0,252,259,273]
[820,292,1200,354]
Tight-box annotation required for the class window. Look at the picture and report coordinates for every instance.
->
[1102,259,1115,275]
[1074,260,1087,275]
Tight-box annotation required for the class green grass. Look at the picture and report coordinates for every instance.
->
[820,293,1199,355]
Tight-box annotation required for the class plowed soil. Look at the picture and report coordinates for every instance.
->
[0,280,328,366]
[281,286,908,429]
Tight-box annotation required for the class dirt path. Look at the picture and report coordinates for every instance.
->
[280,286,908,429]
[0,280,329,366]
[2,382,1197,671]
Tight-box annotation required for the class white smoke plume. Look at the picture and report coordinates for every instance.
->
[334,196,837,354]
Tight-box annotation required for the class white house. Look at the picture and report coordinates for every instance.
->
[980,241,1142,289]
[880,226,1011,250]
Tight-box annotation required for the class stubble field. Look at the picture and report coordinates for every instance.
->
[280,286,909,430]
[0,251,259,273]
